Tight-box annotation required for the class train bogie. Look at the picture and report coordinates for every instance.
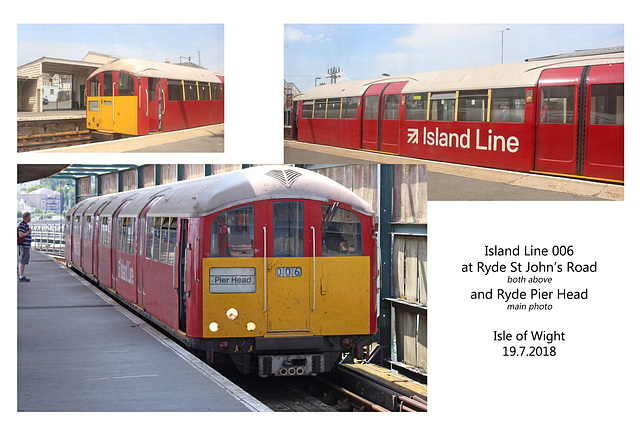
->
[65,167,377,376]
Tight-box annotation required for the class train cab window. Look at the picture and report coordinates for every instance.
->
[211,206,255,258]
[341,97,359,119]
[211,83,222,100]
[65,215,71,235]
[88,75,99,97]
[405,93,428,121]
[457,90,488,122]
[198,83,211,101]
[302,101,314,118]
[273,202,304,258]
[364,95,379,120]
[83,216,93,241]
[168,80,184,101]
[326,98,341,118]
[540,86,575,124]
[99,217,110,247]
[490,88,526,123]
[590,83,624,125]
[184,81,198,101]
[314,99,327,118]
[103,72,113,96]
[429,92,456,121]
[117,217,136,254]
[383,94,400,120]
[117,72,135,96]
[321,204,362,257]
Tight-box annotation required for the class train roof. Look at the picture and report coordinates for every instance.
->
[71,166,376,219]
[88,58,223,83]
[294,51,624,100]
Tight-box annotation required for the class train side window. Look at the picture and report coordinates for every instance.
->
[211,83,222,100]
[540,85,575,124]
[99,217,110,247]
[321,204,362,257]
[364,95,379,120]
[184,81,198,101]
[273,201,304,258]
[301,101,314,118]
[117,72,135,96]
[211,206,255,258]
[314,99,327,118]
[490,88,526,123]
[326,98,341,118]
[429,92,456,121]
[458,90,488,122]
[84,216,93,241]
[341,97,359,119]
[148,78,158,101]
[103,72,113,96]
[198,82,211,101]
[73,216,81,238]
[383,94,400,120]
[117,217,136,254]
[168,80,184,101]
[590,83,624,125]
[405,93,428,121]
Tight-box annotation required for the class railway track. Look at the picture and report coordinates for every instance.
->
[18,130,94,152]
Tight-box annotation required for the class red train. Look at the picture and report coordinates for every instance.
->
[86,58,224,138]
[292,48,624,182]
[65,166,377,376]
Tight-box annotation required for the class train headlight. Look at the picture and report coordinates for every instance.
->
[226,308,239,321]
[209,322,219,332]
[246,321,256,331]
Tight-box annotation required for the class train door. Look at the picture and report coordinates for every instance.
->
[178,219,189,332]
[100,71,116,132]
[135,197,161,306]
[147,78,161,133]
[535,67,586,176]
[361,82,407,153]
[266,200,311,333]
[583,63,624,181]
[110,200,131,289]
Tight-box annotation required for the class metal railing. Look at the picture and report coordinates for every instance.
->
[28,222,65,257]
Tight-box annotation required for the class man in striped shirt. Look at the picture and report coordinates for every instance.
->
[18,212,32,282]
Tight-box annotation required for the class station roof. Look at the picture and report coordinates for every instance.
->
[17,164,139,183]
[17,57,103,79]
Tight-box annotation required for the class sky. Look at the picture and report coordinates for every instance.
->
[284,24,625,92]
[17,24,224,71]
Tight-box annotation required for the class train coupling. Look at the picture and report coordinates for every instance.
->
[258,354,325,377]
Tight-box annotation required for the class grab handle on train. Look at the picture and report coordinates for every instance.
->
[311,226,316,311]
[145,89,149,117]
[113,82,117,122]
[263,226,267,313]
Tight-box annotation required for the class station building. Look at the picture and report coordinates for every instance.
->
[17,52,120,113]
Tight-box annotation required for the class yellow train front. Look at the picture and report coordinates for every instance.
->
[198,168,378,376]
[65,166,377,377]
[85,58,223,138]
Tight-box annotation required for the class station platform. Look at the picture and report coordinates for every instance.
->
[17,251,270,412]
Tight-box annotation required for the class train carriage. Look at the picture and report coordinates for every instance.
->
[86,58,224,138]
[65,166,377,377]
[293,48,624,182]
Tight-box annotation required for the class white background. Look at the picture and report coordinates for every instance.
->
[7,1,639,424]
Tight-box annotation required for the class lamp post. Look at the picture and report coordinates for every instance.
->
[497,27,510,64]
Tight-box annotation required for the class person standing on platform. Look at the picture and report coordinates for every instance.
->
[18,212,32,282]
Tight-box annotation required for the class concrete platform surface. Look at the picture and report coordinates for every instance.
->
[17,251,270,412]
